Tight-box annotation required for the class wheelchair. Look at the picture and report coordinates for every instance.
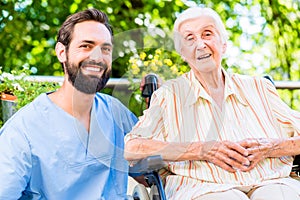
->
[128,75,300,200]
[129,155,167,200]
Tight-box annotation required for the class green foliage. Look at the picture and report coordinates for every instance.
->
[126,48,187,89]
[125,48,189,115]
[0,0,186,77]
[1,0,299,77]
[0,67,60,125]
[0,67,59,108]
[0,0,300,114]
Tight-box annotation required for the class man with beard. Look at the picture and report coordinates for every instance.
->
[0,8,138,199]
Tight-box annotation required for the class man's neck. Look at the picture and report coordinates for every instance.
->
[48,79,95,132]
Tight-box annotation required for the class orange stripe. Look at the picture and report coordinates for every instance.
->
[205,162,217,183]
[175,176,184,191]
[172,85,180,135]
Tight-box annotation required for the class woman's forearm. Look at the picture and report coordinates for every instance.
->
[124,138,201,161]
[124,138,251,172]
[267,136,300,157]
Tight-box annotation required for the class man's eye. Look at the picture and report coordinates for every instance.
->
[80,44,91,49]
[101,47,112,54]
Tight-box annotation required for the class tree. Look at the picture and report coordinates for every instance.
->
[1,0,299,77]
[1,0,300,112]
[0,0,185,77]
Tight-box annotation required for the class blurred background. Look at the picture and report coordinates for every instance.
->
[0,0,300,118]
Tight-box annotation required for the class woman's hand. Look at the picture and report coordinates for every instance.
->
[200,140,250,173]
[238,138,278,171]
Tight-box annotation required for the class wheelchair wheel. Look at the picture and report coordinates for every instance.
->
[132,184,150,200]
[149,185,160,200]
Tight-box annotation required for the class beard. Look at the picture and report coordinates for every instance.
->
[65,57,111,94]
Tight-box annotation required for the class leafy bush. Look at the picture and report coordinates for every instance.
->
[0,67,60,126]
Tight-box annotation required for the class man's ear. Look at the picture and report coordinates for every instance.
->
[55,42,67,63]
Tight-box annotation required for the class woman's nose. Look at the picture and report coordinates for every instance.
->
[196,37,206,50]
[89,46,103,62]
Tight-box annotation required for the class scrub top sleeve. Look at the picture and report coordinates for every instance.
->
[0,128,32,199]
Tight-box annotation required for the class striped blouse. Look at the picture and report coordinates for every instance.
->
[125,69,300,199]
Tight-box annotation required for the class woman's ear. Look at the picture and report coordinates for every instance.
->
[222,42,227,54]
[55,42,67,63]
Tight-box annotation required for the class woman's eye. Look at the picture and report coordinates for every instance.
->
[203,31,212,37]
[185,35,195,41]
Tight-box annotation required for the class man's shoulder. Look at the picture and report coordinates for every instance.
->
[94,92,123,105]
[0,93,49,132]
[94,92,132,113]
[11,93,48,117]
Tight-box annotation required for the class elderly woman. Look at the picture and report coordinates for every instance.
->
[124,7,300,200]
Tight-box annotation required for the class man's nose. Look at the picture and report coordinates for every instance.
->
[89,46,103,62]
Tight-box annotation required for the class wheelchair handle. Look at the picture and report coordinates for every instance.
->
[142,74,158,108]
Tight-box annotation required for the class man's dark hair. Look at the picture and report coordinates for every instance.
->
[57,8,113,51]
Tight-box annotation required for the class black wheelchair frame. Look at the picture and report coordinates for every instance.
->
[130,155,167,200]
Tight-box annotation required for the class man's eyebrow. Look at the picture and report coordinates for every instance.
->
[80,40,112,47]
[102,42,113,47]
[80,40,95,44]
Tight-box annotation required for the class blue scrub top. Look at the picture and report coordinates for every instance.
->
[0,93,137,199]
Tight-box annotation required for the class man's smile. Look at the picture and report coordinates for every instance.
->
[82,65,104,72]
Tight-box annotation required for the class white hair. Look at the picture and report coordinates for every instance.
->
[173,7,229,54]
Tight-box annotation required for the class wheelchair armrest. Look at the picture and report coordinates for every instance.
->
[292,154,300,175]
[129,155,166,174]
[129,155,167,200]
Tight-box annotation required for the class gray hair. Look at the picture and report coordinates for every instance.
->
[173,7,228,54]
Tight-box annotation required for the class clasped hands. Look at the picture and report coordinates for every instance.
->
[201,138,278,173]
